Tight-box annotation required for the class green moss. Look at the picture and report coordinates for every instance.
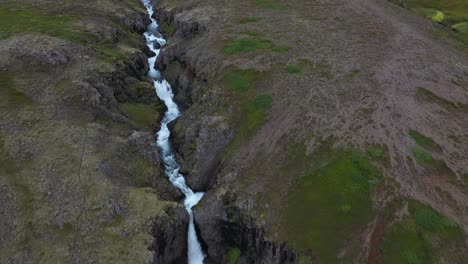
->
[282,146,381,263]
[298,255,313,264]
[416,87,463,110]
[367,145,386,159]
[165,60,184,83]
[421,8,446,22]
[122,103,160,130]
[397,0,468,45]
[223,37,274,54]
[407,0,468,21]
[0,3,86,41]
[452,21,468,33]
[91,44,129,63]
[411,147,433,164]
[381,200,464,264]
[255,0,286,10]
[0,72,32,107]
[0,3,137,64]
[286,64,302,74]
[239,16,262,24]
[95,187,170,263]
[272,45,291,52]
[224,67,260,92]
[315,61,333,79]
[382,220,429,264]
[224,94,273,157]
[226,247,241,264]
[409,130,439,150]
[246,94,272,130]
[159,21,176,37]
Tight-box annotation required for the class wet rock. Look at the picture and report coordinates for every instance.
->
[196,193,297,263]
[121,14,151,34]
[150,205,189,264]
[128,131,184,200]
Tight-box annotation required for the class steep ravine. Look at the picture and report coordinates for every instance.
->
[146,1,298,263]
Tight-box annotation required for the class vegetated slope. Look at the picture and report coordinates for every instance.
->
[154,0,468,263]
[0,0,188,263]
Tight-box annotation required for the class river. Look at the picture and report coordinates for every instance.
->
[141,1,205,263]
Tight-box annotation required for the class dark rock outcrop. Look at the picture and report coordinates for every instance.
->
[150,205,190,264]
[196,194,297,263]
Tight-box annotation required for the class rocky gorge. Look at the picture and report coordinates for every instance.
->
[1,0,468,263]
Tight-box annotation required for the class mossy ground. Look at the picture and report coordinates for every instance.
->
[397,0,468,45]
[0,72,32,107]
[239,16,262,24]
[281,144,381,263]
[223,31,290,54]
[255,0,286,10]
[224,94,273,158]
[159,21,177,37]
[122,102,161,130]
[416,87,464,110]
[0,3,84,41]
[409,130,456,181]
[225,247,241,264]
[381,200,465,264]
[223,37,274,54]
[224,67,261,92]
[0,2,137,63]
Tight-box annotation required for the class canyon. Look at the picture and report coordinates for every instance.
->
[0,0,467,263]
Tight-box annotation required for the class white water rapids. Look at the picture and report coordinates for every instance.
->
[141,1,205,263]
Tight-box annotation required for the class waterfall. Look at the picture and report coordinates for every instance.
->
[141,1,205,263]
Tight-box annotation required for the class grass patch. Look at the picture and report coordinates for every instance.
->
[286,59,314,74]
[411,147,433,164]
[0,3,134,64]
[286,64,302,74]
[409,130,439,150]
[159,21,176,37]
[368,145,386,159]
[225,94,273,156]
[381,200,464,264]
[416,87,462,110]
[223,32,290,54]
[224,67,260,92]
[0,72,32,107]
[272,45,291,52]
[223,37,274,54]
[282,146,381,263]
[226,247,241,264]
[255,0,286,10]
[121,103,160,130]
[246,94,273,130]
[0,3,86,41]
[239,16,262,24]
[396,0,468,45]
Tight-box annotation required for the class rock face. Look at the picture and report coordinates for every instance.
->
[196,194,297,263]
[152,0,468,263]
[1,0,468,263]
[0,0,184,263]
[150,206,189,264]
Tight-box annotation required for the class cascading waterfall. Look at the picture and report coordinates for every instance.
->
[141,1,205,263]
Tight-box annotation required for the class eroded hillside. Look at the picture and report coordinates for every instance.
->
[0,0,188,263]
[0,0,467,264]
[153,0,468,263]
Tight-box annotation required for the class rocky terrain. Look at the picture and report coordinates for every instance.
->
[1,0,467,264]
[0,0,188,263]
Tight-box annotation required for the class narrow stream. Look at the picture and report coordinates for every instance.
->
[141,1,205,263]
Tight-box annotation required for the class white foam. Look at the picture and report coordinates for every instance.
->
[141,1,205,263]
